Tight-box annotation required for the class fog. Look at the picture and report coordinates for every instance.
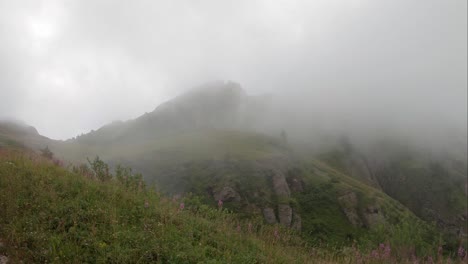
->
[0,0,466,145]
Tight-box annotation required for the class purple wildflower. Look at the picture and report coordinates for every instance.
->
[379,243,385,251]
[458,246,466,259]
[427,256,434,264]
[218,199,223,209]
[383,244,391,259]
[274,228,279,239]
[179,202,185,211]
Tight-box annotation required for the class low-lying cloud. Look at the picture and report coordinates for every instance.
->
[0,0,466,142]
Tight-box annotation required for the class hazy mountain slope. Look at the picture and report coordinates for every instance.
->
[319,139,468,248]
[0,82,464,252]
[0,121,52,149]
[70,81,256,146]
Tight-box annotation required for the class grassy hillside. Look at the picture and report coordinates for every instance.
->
[49,130,446,251]
[0,148,312,263]
[1,148,467,263]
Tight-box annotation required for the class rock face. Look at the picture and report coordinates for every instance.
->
[291,212,302,231]
[287,176,304,193]
[338,192,364,227]
[364,205,384,227]
[338,192,385,228]
[272,172,291,197]
[278,204,293,227]
[263,208,277,224]
[213,186,241,202]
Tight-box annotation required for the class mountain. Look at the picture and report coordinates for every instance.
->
[0,120,52,149]
[0,82,466,255]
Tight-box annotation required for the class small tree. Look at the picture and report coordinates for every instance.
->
[87,156,112,181]
[72,164,93,179]
[40,146,54,159]
[115,164,145,191]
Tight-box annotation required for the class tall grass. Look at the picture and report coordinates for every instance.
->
[0,148,465,263]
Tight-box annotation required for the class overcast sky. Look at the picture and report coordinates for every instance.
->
[0,0,466,140]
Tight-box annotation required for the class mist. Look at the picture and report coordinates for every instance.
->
[0,0,466,147]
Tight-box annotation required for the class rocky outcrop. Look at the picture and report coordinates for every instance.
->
[288,177,304,193]
[291,212,302,231]
[278,204,293,227]
[364,205,384,227]
[263,208,277,224]
[338,192,364,227]
[338,191,385,228]
[213,186,241,202]
[272,172,290,197]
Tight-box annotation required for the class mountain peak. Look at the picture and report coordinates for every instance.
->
[0,120,39,136]
[154,81,246,112]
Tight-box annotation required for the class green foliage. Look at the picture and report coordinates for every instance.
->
[40,146,54,160]
[115,164,145,191]
[87,156,112,182]
[294,181,362,246]
[361,219,441,259]
[0,151,314,263]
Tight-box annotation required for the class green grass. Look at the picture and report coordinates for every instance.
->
[0,148,464,263]
[0,149,313,263]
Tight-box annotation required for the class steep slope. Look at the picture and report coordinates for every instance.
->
[0,149,315,263]
[0,120,52,149]
[0,82,463,253]
[319,139,468,249]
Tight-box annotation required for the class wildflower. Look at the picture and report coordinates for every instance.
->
[274,228,279,239]
[437,246,442,256]
[144,200,149,208]
[458,246,466,259]
[427,256,433,264]
[179,202,185,211]
[370,250,379,259]
[382,244,391,259]
[218,199,223,209]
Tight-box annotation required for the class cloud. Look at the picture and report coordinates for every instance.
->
[0,0,466,140]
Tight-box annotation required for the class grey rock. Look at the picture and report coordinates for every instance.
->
[291,212,302,231]
[338,192,364,227]
[278,204,293,227]
[364,205,384,227]
[263,207,277,224]
[213,186,241,202]
[287,176,304,193]
[272,172,290,197]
